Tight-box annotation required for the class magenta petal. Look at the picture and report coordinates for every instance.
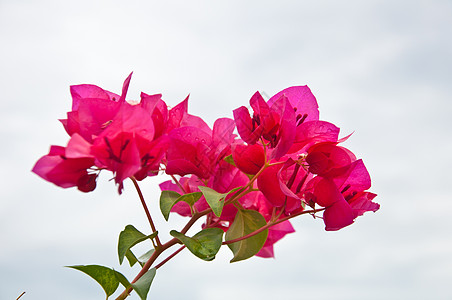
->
[32,151,94,189]
[313,178,343,207]
[181,114,212,134]
[233,106,262,144]
[70,84,119,110]
[91,131,142,184]
[101,103,155,141]
[112,137,141,184]
[232,143,265,175]
[167,95,189,132]
[289,121,340,153]
[307,144,355,177]
[348,192,379,218]
[140,93,162,114]
[48,145,65,156]
[323,199,354,231]
[268,86,319,122]
[166,127,213,178]
[257,164,286,207]
[255,245,274,258]
[212,118,235,149]
[333,160,371,196]
[250,91,270,116]
[269,95,296,159]
[65,133,93,159]
[166,158,204,178]
[74,98,122,142]
[119,72,133,102]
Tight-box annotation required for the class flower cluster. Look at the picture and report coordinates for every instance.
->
[33,73,379,261]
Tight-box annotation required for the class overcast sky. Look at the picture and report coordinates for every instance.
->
[1,0,451,299]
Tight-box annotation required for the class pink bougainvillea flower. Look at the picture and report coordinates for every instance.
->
[60,73,133,143]
[233,92,271,145]
[233,91,296,159]
[91,102,155,187]
[305,158,379,231]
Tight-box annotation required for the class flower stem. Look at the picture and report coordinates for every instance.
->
[130,176,162,247]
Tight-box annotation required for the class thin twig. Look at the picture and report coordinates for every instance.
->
[130,176,162,247]
[155,245,186,270]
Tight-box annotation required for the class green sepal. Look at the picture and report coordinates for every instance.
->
[170,228,224,261]
[198,186,241,218]
[118,225,155,265]
[160,190,202,221]
[225,209,268,262]
[131,268,156,300]
[67,265,129,298]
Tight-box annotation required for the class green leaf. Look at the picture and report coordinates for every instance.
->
[131,268,156,300]
[114,270,131,289]
[170,228,224,261]
[160,190,181,221]
[198,186,225,217]
[160,191,202,221]
[198,186,241,218]
[67,265,122,298]
[118,225,152,265]
[125,249,139,267]
[225,209,268,262]
[178,192,203,206]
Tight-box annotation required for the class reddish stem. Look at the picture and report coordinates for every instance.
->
[131,177,162,247]
[155,245,186,270]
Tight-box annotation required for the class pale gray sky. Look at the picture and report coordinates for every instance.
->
[1,0,451,299]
